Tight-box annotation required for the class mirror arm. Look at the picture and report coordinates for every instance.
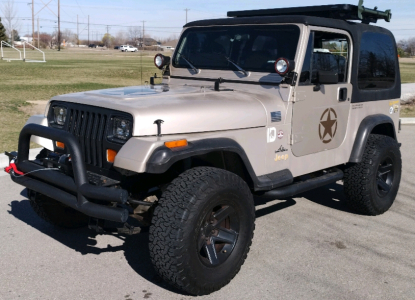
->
[313,83,321,92]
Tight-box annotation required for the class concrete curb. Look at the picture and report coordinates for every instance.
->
[0,148,42,171]
[401,118,415,124]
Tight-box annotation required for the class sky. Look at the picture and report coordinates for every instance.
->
[0,0,414,42]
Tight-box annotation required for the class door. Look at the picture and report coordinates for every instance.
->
[291,28,352,157]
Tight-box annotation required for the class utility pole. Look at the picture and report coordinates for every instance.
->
[32,0,35,44]
[37,17,39,48]
[106,25,110,48]
[88,15,90,45]
[184,8,190,23]
[58,0,60,51]
[142,20,145,48]
[77,15,79,47]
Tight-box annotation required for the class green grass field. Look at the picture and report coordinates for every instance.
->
[0,50,414,152]
[400,61,415,83]
[0,48,163,152]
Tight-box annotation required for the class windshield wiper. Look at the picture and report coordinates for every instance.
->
[181,55,200,74]
[224,56,250,77]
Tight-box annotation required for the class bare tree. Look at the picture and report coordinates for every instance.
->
[407,37,415,56]
[113,30,126,45]
[1,0,20,43]
[127,26,141,46]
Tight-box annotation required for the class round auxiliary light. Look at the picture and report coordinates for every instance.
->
[274,57,290,76]
[154,53,164,69]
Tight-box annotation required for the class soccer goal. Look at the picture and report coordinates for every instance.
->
[23,42,46,63]
[0,41,23,61]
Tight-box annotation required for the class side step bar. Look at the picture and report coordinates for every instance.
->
[256,168,343,200]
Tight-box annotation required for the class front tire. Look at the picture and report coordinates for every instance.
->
[149,167,255,295]
[28,189,89,229]
[343,134,402,215]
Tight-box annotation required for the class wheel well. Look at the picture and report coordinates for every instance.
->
[167,151,254,187]
[371,123,396,139]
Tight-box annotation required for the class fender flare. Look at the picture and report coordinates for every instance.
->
[146,138,293,191]
[349,114,397,163]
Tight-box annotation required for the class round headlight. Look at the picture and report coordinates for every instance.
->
[275,58,290,75]
[154,54,164,69]
[53,106,67,126]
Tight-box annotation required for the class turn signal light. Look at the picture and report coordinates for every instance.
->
[165,139,188,149]
[56,141,65,149]
[107,149,118,163]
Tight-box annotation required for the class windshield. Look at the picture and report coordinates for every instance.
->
[173,25,300,73]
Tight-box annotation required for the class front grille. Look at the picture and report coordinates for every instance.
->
[48,102,133,170]
[66,108,108,168]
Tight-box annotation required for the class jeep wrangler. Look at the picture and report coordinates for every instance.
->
[6,1,401,295]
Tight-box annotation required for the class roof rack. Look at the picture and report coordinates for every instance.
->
[227,0,391,24]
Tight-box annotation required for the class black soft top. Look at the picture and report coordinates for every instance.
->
[183,15,400,103]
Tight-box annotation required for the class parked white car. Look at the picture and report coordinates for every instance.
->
[120,45,138,52]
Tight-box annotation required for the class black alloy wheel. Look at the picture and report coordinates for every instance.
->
[198,204,239,267]
[376,157,394,197]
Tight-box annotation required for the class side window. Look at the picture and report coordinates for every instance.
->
[300,31,349,84]
[358,32,396,90]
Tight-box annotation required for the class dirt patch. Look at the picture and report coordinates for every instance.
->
[19,100,48,116]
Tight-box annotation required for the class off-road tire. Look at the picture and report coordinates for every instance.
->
[149,167,255,295]
[28,189,89,229]
[344,134,401,215]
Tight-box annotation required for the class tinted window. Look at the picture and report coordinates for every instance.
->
[358,32,396,90]
[173,25,300,73]
[300,31,349,84]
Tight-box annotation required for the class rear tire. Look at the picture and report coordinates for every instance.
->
[28,189,89,229]
[343,134,401,215]
[149,167,255,295]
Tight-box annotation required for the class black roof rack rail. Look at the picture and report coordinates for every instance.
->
[227,1,391,24]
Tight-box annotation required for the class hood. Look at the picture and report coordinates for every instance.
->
[52,85,268,136]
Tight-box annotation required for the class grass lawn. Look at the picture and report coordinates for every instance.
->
[0,50,414,152]
[0,48,163,152]
[400,60,415,84]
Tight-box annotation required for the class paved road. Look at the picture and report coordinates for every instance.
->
[1,126,414,300]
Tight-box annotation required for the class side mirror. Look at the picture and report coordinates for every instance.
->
[318,70,339,84]
[313,70,338,91]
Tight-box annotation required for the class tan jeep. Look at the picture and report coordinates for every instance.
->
[7,2,401,295]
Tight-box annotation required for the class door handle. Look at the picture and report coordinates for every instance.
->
[338,88,347,101]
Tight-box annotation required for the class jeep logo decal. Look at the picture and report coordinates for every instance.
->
[319,108,338,144]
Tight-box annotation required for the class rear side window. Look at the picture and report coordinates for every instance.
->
[358,32,396,90]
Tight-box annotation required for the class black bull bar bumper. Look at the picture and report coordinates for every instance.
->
[10,123,129,223]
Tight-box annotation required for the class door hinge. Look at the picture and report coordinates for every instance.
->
[289,134,294,145]
[292,91,306,103]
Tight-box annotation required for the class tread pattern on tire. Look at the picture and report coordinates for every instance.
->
[149,167,255,295]
[343,134,401,215]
